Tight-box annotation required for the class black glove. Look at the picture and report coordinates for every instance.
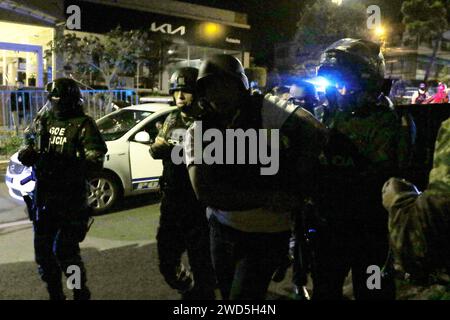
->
[382,177,420,210]
[163,263,194,293]
[18,146,39,167]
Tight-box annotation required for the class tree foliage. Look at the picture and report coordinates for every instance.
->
[46,27,162,89]
[295,0,369,49]
[401,0,449,80]
[402,0,448,44]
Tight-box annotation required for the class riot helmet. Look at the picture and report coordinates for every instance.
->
[317,38,386,111]
[47,78,83,116]
[317,38,385,95]
[169,67,198,94]
[197,54,249,95]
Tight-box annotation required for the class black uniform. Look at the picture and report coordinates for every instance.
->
[150,110,216,300]
[19,78,107,300]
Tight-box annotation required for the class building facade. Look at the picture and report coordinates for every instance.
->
[0,0,251,92]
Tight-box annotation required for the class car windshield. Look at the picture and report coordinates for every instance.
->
[97,109,153,141]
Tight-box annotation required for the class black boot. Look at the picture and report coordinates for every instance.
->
[73,287,91,300]
[47,284,66,300]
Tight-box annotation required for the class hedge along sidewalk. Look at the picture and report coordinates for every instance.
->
[0,160,8,172]
[0,129,24,165]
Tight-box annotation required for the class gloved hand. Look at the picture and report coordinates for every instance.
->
[164,263,194,294]
[382,177,420,210]
[18,146,39,167]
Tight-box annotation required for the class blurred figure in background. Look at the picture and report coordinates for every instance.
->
[288,79,319,115]
[411,83,430,104]
[425,82,449,104]
[10,80,30,134]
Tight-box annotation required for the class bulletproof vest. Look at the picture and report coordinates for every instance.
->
[320,104,400,210]
[35,113,90,205]
[159,111,195,196]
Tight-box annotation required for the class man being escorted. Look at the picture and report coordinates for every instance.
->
[18,78,107,300]
[150,67,216,300]
[185,55,327,300]
[382,118,450,298]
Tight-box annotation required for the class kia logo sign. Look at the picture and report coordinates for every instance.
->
[151,22,186,36]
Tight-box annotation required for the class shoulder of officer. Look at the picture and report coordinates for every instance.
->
[261,94,297,129]
[428,117,450,194]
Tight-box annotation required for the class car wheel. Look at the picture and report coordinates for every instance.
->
[88,172,121,214]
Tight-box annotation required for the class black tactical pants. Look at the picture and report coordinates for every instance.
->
[156,192,216,300]
[312,205,396,300]
[33,207,90,300]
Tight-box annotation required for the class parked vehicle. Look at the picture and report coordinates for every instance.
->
[5,103,174,213]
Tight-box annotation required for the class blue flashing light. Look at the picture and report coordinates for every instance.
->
[305,76,334,92]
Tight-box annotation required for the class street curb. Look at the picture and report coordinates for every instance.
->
[0,219,31,230]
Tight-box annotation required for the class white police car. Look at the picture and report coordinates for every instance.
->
[5,103,175,213]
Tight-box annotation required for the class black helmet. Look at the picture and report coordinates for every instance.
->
[197,54,249,93]
[317,38,385,93]
[169,67,199,94]
[47,78,82,108]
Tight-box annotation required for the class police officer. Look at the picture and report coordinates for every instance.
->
[312,38,411,300]
[18,78,107,300]
[150,67,216,300]
[382,119,449,300]
[411,83,429,104]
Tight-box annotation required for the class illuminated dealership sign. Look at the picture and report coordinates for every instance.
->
[64,1,249,50]
[150,23,186,36]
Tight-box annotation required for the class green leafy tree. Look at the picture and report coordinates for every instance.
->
[401,0,449,81]
[295,0,369,49]
[46,27,162,89]
[292,0,369,75]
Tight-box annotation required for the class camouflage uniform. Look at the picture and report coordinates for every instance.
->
[150,110,216,300]
[313,100,409,300]
[383,117,450,299]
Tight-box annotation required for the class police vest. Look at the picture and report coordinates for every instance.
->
[43,115,89,157]
[36,114,90,192]
[159,110,195,195]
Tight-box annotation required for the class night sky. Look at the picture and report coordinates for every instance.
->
[178,0,308,68]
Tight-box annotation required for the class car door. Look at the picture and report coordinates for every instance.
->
[128,112,169,193]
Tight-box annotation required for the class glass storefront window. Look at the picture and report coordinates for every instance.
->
[0,22,53,87]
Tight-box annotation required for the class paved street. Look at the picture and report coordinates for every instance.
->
[0,187,299,300]
[0,178,442,300]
